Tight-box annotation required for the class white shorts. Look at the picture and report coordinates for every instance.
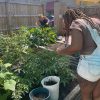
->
[77,59,100,82]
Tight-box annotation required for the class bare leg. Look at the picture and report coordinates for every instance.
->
[77,75,97,100]
[93,79,100,100]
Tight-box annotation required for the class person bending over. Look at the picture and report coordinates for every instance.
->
[56,9,100,100]
[37,14,49,27]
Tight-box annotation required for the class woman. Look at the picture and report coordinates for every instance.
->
[37,14,49,27]
[56,9,100,100]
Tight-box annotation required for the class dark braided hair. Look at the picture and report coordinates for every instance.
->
[63,9,100,45]
[63,9,96,34]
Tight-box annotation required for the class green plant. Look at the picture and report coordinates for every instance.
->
[29,27,57,47]
[0,26,31,64]
[0,59,30,100]
[0,61,16,90]
[0,27,31,100]
[0,60,16,99]
[0,26,75,100]
[23,50,75,86]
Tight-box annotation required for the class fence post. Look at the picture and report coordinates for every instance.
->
[5,0,11,34]
[54,2,61,35]
[54,2,67,35]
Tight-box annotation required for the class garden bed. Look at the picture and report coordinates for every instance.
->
[0,27,79,100]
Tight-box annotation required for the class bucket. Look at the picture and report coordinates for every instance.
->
[41,76,60,100]
[29,87,50,100]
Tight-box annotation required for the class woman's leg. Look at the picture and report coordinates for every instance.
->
[77,75,97,100]
[93,79,100,100]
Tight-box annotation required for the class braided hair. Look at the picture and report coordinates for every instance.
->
[63,9,96,35]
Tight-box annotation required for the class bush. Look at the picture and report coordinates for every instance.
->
[23,50,75,86]
[0,27,31,99]
[0,61,16,99]
[0,26,31,64]
[29,27,57,47]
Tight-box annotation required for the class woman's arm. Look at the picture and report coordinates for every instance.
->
[56,29,83,55]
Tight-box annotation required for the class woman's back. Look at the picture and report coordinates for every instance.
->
[70,18,100,55]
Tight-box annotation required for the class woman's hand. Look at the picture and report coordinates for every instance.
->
[56,29,83,55]
[56,44,66,54]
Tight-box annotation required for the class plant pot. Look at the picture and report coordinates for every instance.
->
[29,87,50,100]
[41,76,60,100]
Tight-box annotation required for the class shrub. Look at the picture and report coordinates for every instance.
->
[0,61,16,99]
[23,50,75,86]
[0,26,31,64]
[29,27,57,47]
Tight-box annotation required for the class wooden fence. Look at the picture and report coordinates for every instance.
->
[54,2,68,35]
[80,7,100,18]
[0,0,44,33]
[54,2,100,35]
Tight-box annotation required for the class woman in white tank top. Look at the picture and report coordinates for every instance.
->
[56,9,100,100]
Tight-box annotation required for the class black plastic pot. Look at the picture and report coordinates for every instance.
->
[29,87,50,100]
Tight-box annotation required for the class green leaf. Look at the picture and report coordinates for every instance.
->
[4,63,12,68]
[0,72,12,78]
[5,72,13,75]
[0,73,5,78]
[4,79,16,91]
[0,93,9,100]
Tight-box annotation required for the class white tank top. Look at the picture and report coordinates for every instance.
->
[78,19,100,75]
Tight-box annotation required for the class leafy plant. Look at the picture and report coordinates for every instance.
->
[23,50,75,86]
[0,61,16,91]
[0,60,16,99]
[0,27,31,100]
[0,26,31,64]
[29,27,57,47]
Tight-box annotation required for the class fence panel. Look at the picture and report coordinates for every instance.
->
[54,2,100,35]
[0,0,44,33]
